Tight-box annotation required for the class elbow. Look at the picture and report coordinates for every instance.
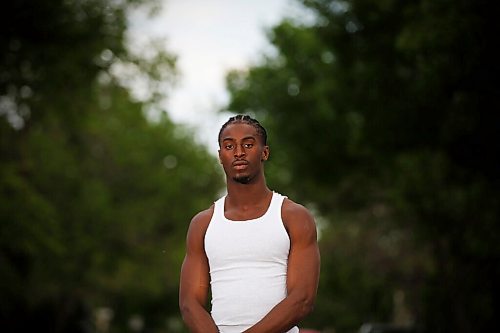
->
[179,298,206,324]
[301,298,315,317]
[179,299,193,321]
[294,294,316,320]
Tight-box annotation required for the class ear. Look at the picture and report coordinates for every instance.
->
[261,145,270,161]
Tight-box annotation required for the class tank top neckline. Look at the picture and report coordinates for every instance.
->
[221,191,279,223]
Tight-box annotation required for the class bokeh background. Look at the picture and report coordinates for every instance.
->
[1,0,498,333]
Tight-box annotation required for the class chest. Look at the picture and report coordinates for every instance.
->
[204,218,290,265]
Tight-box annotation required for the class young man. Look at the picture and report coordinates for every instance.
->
[179,115,320,333]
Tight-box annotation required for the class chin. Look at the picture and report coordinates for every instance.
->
[233,175,252,184]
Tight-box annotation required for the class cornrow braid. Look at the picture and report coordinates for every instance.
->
[218,114,268,146]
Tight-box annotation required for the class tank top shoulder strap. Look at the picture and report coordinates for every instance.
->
[267,191,287,221]
[212,195,226,222]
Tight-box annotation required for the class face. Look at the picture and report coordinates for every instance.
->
[218,122,269,184]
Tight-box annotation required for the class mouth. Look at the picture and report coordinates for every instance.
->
[232,160,248,170]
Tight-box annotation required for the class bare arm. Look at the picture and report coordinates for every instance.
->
[179,208,219,333]
[244,199,321,333]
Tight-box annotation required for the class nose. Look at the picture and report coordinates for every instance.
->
[234,144,246,157]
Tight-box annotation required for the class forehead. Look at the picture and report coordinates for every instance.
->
[220,123,259,141]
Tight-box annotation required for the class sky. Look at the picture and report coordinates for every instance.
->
[127,0,307,153]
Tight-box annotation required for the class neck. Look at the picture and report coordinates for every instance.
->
[225,174,271,207]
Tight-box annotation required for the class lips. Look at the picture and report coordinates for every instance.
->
[232,160,248,169]
[232,160,248,166]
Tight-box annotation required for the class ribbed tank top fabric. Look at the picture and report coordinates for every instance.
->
[204,192,299,333]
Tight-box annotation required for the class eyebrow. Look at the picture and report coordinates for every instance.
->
[222,136,256,142]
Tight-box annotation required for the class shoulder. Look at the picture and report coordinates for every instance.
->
[281,198,317,236]
[282,197,314,223]
[191,205,215,226]
[186,205,215,242]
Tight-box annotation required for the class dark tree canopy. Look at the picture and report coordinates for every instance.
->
[225,0,499,332]
[1,1,223,332]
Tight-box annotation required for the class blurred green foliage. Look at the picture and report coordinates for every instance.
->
[226,0,499,332]
[1,0,223,332]
[2,0,499,332]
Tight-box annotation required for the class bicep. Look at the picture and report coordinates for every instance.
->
[180,254,210,305]
[179,217,211,306]
[285,206,320,296]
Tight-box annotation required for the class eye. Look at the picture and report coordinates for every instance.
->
[224,144,234,150]
[244,143,253,148]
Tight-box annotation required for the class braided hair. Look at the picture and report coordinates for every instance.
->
[218,114,268,146]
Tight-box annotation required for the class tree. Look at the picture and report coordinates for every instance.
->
[1,1,223,332]
[225,0,499,332]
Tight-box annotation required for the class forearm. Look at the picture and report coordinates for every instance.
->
[243,293,314,333]
[180,302,219,333]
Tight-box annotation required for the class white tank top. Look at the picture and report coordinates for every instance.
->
[204,192,299,333]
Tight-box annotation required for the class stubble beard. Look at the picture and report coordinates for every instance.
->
[233,175,252,184]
